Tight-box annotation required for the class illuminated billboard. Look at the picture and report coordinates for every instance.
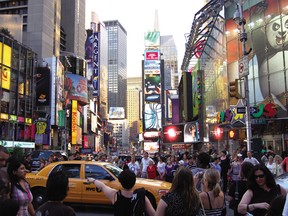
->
[144,141,159,154]
[65,73,88,104]
[36,67,51,106]
[109,107,125,119]
[0,42,11,90]
[162,124,184,144]
[144,103,162,130]
[144,50,160,60]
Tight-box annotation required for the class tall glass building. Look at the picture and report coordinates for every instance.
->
[103,20,127,115]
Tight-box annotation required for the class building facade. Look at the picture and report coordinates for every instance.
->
[0,33,37,150]
[103,20,127,114]
[127,77,142,144]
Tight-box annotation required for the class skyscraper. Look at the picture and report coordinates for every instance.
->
[161,35,179,90]
[103,20,127,114]
[0,0,86,62]
[127,77,142,143]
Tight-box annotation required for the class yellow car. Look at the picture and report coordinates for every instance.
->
[26,160,171,208]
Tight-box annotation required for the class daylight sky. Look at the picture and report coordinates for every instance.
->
[85,0,206,77]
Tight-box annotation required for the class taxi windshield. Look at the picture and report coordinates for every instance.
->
[104,163,123,178]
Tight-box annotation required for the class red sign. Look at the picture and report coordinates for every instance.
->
[145,51,159,60]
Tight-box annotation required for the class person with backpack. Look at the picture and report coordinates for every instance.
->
[87,169,155,216]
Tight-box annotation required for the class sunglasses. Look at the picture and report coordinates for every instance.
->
[254,174,265,179]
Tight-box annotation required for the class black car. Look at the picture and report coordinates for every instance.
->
[31,150,67,171]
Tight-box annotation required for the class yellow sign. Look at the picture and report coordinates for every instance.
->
[0,42,12,90]
[71,100,77,144]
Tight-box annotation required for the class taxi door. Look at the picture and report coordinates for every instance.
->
[58,163,82,203]
[82,164,120,205]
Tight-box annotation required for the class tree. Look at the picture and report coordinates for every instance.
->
[0,27,13,38]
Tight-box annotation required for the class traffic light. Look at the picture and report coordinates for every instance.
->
[228,129,239,139]
[229,79,240,98]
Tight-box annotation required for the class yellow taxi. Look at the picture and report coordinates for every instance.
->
[26,160,171,208]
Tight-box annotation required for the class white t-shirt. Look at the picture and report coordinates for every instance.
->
[265,162,276,175]
[157,161,166,174]
[243,157,259,166]
[128,161,140,175]
[141,157,151,173]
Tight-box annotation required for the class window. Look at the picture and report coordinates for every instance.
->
[50,164,80,178]
[85,164,113,180]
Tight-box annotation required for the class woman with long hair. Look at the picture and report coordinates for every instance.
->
[7,157,35,216]
[155,166,200,216]
[198,168,226,216]
[238,164,287,216]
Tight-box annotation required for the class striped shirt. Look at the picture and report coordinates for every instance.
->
[11,180,33,216]
[199,192,225,216]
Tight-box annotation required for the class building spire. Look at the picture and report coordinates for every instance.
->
[154,9,159,31]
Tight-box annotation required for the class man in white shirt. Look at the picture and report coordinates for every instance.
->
[243,151,260,166]
[140,151,151,178]
[128,155,140,176]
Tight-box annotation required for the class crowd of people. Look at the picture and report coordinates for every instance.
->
[1,144,288,215]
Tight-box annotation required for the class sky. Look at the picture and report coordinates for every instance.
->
[85,0,206,77]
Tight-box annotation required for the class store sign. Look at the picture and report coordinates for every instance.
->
[0,140,35,148]
[71,100,77,144]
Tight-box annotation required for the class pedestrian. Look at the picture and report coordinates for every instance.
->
[164,158,175,182]
[281,152,288,172]
[197,168,226,216]
[7,157,35,216]
[243,151,260,166]
[210,156,221,174]
[155,166,200,216]
[238,164,287,216]
[0,145,10,168]
[0,170,19,216]
[192,152,211,191]
[228,154,241,181]
[37,157,46,171]
[87,169,155,216]
[220,150,231,194]
[35,171,76,216]
[128,155,140,176]
[157,156,166,180]
[265,155,276,176]
[22,153,32,172]
[147,159,158,179]
[227,162,254,216]
[140,151,151,178]
[273,155,283,177]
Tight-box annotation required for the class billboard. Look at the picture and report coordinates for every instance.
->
[144,60,161,74]
[144,103,162,130]
[36,67,51,106]
[143,141,159,154]
[162,124,184,144]
[71,100,77,144]
[92,32,99,97]
[144,31,160,47]
[64,73,88,104]
[183,122,200,142]
[145,50,160,60]
[0,42,11,90]
[109,107,125,119]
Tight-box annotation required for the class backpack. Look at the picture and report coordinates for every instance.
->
[132,187,146,216]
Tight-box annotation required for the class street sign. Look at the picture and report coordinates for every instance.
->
[239,55,249,78]
[237,107,246,114]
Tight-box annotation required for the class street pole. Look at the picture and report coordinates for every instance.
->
[235,2,252,151]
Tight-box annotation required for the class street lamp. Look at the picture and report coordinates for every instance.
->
[233,0,252,152]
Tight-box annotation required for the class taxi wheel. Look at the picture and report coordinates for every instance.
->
[32,188,46,209]
[145,191,157,209]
